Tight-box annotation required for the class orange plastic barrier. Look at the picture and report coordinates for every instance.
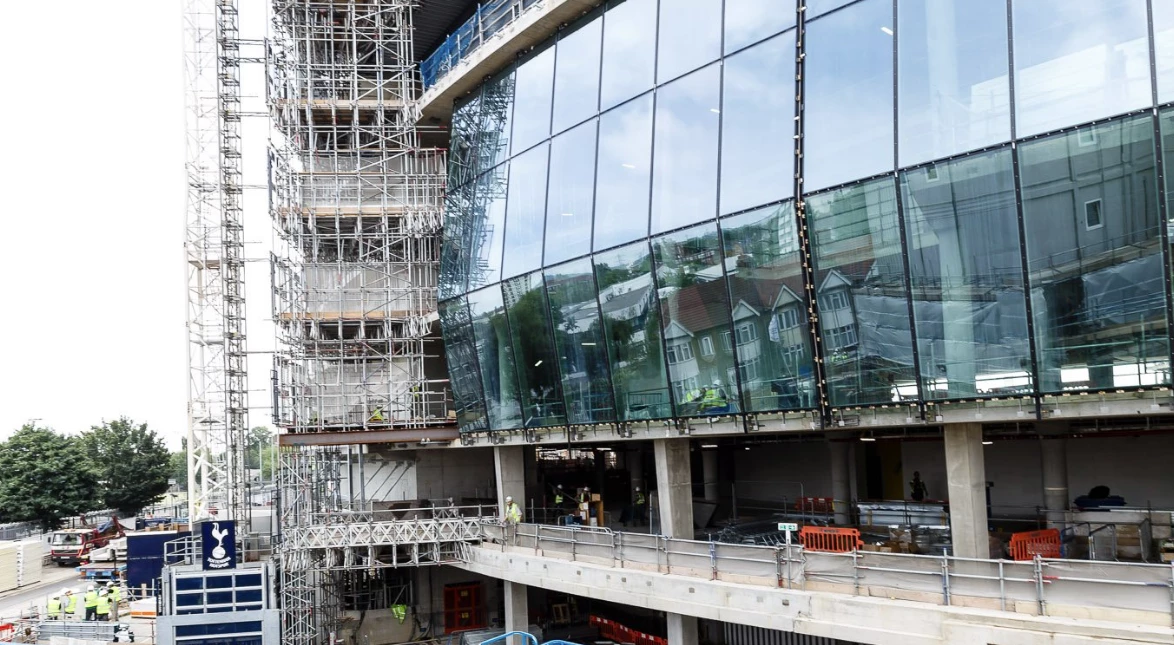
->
[0,623,13,642]
[799,526,862,553]
[1009,529,1061,561]
[590,615,666,645]
[801,497,834,514]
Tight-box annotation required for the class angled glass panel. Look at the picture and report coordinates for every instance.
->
[1012,0,1150,138]
[724,0,794,54]
[594,241,672,419]
[439,182,474,300]
[594,93,653,250]
[651,64,721,234]
[805,0,894,191]
[478,68,516,172]
[465,162,510,291]
[806,0,854,20]
[545,259,617,424]
[468,285,523,430]
[1156,2,1174,103]
[502,144,550,279]
[652,222,740,416]
[439,298,488,432]
[545,120,598,265]
[720,203,817,412]
[511,45,555,155]
[1020,115,1168,392]
[657,0,722,83]
[503,273,567,427]
[901,150,1032,400]
[601,0,657,110]
[897,0,1010,167]
[553,14,602,134]
[448,91,482,188]
[720,33,795,215]
[808,178,917,407]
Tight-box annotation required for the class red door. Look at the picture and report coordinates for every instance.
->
[443,582,486,633]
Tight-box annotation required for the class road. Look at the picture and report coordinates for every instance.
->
[0,565,90,621]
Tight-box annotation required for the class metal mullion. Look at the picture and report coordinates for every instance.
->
[1146,0,1174,389]
[647,236,682,418]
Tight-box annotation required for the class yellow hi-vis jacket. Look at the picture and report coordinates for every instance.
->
[64,594,78,614]
[84,591,99,608]
[504,502,522,524]
[96,594,110,616]
[47,597,62,616]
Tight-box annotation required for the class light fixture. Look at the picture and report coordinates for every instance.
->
[621,163,636,169]
[880,26,894,35]
[709,108,721,114]
[860,435,876,442]
[701,443,718,449]
[534,360,543,367]
[982,440,994,446]
[581,342,596,346]
[561,212,574,217]
[744,446,751,451]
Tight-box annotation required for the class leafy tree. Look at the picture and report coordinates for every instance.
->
[246,426,272,470]
[0,425,99,531]
[170,446,188,487]
[81,418,171,516]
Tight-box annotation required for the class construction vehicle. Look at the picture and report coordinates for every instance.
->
[49,517,125,566]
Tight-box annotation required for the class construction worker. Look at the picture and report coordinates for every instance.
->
[553,484,566,508]
[699,380,729,414]
[106,581,121,619]
[95,589,111,622]
[503,495,522,525]
[63,589,78,620]
[633,486,647,525]
[84,585,99,621]
[391,603,408,624]
[47,592,62,620]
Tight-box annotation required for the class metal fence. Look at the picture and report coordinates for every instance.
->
[420,0,543,90]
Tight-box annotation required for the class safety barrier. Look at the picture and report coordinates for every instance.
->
[420,0,542,89]
[590,615,666,645]
[1009,529,1062,561]
[799,526,862,553]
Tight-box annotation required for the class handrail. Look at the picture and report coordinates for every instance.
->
[420,0,540,90]
[479,632,538,645]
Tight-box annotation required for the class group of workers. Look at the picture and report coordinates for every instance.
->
[46,581,122,622]
[683,380,730,414]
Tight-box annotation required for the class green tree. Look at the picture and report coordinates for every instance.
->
[81,418,171,516]
[246,426,272,470]
[0,425,99,530]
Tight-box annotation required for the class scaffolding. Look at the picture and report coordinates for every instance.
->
[268,2,450,644]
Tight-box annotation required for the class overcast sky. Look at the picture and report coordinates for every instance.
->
[0,1,272,449]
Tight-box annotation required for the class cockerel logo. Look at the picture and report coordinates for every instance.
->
[206,521,234,569]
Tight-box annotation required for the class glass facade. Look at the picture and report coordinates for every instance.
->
[439,0,1174,432]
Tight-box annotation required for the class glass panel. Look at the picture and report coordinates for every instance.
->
[805,0,894,191]
[502,144,550,278]
[545,259,617,424]
[468,285,523,430]
[478,68,516,172]
[806,0,854,20]
[652,222,740,415]
[510,45,555,154]
[553,15,602,134]
[594,241,673,419]
[503,273,567,427]
[720,33,795,215]
[601,0,657,110]
[439,182,474,300]
[545,120,598,265]
[1157,2,1174,103]
[720,203,817,412]
[466,163,510,291]
[594,93,653,250]
[438,298,488,432]
[657,0,722,82]
[1020,115,1168,392]
[808,178,917,407]
[901,150,1032,400]
[650,64,721,234]
[897,0,1010,167]
[449,91,482,188]
[1012,0,1150,138]
[724,0,794,54]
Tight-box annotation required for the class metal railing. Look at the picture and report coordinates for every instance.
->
[420,0,543,90]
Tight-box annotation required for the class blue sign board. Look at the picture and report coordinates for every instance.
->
[200,520,237,570]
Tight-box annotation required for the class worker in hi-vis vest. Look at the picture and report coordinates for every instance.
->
[391,603,408,624]
[63,589,78,619]
[83,585,99,621]
[47,593,62,620]
[106,581,121,619]
[95,590,111,622]
[503,496,522,524]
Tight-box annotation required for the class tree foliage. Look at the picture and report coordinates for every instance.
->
[0,426,99,530]
[81,418,171,516]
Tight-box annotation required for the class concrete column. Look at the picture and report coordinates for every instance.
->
[1040,438,1068,527]
[943,423,990,559]
[629,446,644,491]
[701,448,719,503]
[666,614,699,645]
[829,441,851,525]
[503,580,528,643]
[653,438,694,538]
[495,446,528,641]
[523,446,538,508]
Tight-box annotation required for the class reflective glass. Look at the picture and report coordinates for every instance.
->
[1012,0,1150,138]
[901,150,1031,400]
[503,273,567,427]
[594,241,672,419]
[897,0,1010,167]
[501,144,550,279]
[720,203,817,412]
[650,64,721,234]
[600,0,657,110]
[438,298,488,432]
[724,0,794,54]
[652,222,740,416]
[468,285,523,430]
[448,92,482,188]
[657,0,722,82]
[808,179,917,407]
[720,33,795,215]
[466,163,510,291]
[553,15,602,134]
[594,93,653,250]
[439,182,474,300]
[806,0,855,20]
[478,68,516,172]
[1157,2,1174,103]
[545,120,598,265]
[510,45,555,154]
[1020,115,1168,392]
[805,0,894,191]
[544,259,617,424]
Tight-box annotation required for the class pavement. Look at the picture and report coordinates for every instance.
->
[0,565,157,642]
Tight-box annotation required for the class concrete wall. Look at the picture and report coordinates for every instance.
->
[345,446,497,505]
[733,442,833,502]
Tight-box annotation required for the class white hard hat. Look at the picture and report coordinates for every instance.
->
[557,484,563,489]
[88,585,95,591]
[505,496,513,503]
[61,588,69,595]
[636,487,641,492]
[712,379,721,386]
